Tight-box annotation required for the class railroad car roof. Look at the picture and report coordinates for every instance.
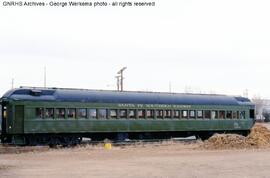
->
[1,87,253,106]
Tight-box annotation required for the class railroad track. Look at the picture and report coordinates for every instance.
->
[80,136,197,146]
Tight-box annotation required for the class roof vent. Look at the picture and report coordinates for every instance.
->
[30,89,42,96]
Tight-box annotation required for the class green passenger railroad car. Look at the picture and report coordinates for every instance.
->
[0,87,255,146]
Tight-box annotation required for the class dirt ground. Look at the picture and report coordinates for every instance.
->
[2,124,270,178]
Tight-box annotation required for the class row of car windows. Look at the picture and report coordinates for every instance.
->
[36,108,246,119]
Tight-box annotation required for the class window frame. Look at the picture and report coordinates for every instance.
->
[232,111,239,119]
[146,109,155,119]
[137,109,145,119]
[36,107,44,119]
[45,108,54,119]
[189,110,196,119]
[55,108,66,119]
[155,110,163,119]
[128,109,136,119]
[98,108,107,119]
[219,110,225,119]
[182,110,188,119]
[164,110,172,119]
[67,108,76,119]
[78,108,87,119]
[204,110,211,119]
[240,111,245,119]
[211,110,218,119]
[173,110,180,119]
[197,110,203,119]
[89,108,97,119]
[119,109,127,119]
[109,109,118,119]
[226,111,232,119]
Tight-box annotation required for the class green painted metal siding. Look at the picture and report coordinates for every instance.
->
[6,100,255,134]
[23,119,254,133]
[13,105,24,133]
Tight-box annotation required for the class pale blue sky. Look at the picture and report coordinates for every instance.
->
[0,0,270,98]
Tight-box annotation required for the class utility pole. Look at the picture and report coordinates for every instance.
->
[243,89,249,98]
[11,78,14,89]
[169,81,171,93]
[44,66,47,88]
[115,75,120,91]
[117,67,127,91]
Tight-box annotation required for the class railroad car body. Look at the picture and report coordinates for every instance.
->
[0,87,255,145]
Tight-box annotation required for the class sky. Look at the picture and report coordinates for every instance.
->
[0,0,270,99]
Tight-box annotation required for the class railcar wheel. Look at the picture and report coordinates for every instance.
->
[59,136,82,147]
[26,135,38,146]
[49,137,61,148]
[116,133,129,141]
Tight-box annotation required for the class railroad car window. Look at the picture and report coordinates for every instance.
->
[219,111,225,119]
[36,108,44,119]
[67,108,76,119]
[78,108,87,119]
[146,110,154,118]
[164,110,172,118]
[250,109,255,119]
[232,111,239,119]
[211,111,218,119]
[189,110,196,118]
[156,110,163,119]
[56,108,65,119]
[110,109,117,119]
[204,110,211,119]
[138,110,145,119]
[128,109,136,119]
[240,111,245,119]
[45,108,54,118]
[119,109,127,118]
[98,109,107,119]
[226,111,232,119]
[182,110,188,118]
[173,110,180,118]
[89,109,97,119]
[197,110,203,118]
